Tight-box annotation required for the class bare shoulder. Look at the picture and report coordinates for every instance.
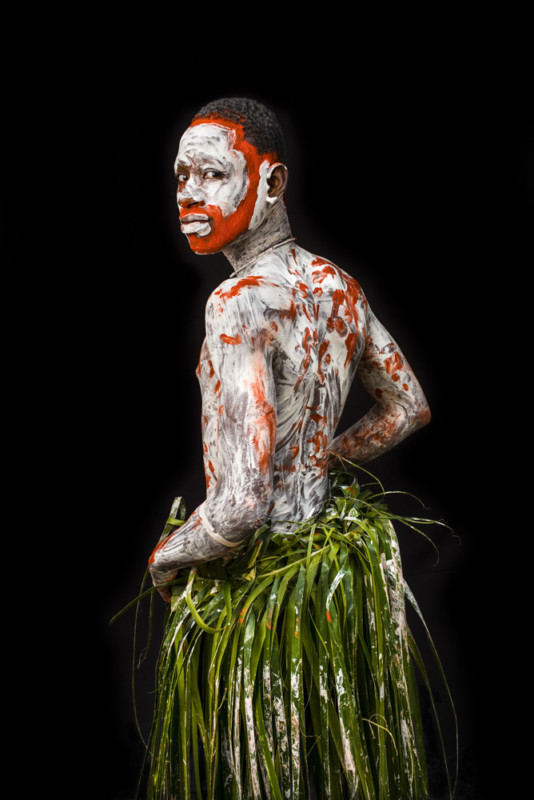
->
[206,257,299,320]
[292,245,369,313]
[204,267,292,350]
[204,246,369,338]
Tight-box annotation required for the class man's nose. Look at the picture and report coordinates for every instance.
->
[178,193,201,208]
[178,180,204,207]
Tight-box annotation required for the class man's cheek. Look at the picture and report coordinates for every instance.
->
[211,192,238,218]
[189,204,253,253]
[211,175,249,217]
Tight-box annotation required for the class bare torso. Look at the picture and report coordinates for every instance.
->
[149,241,429,588]
[198,243,367,525]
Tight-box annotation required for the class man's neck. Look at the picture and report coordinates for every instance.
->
[223,202,293,276]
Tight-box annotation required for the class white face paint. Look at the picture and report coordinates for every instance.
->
[175,124,249,244]
[174,121,284,255]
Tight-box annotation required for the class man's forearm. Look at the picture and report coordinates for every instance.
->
[149,506,245,577]
[328,400,430,467]
[148,484,271,586]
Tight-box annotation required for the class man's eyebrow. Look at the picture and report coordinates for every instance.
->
[175,155,229,174]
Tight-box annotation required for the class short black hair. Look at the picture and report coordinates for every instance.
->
[193,97,287,164]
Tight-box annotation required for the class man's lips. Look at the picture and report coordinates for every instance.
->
[180,213,211,236]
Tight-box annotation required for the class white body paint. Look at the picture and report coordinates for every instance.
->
[149,119,430,590]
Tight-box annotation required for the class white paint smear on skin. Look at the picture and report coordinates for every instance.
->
[249,159,276,231]
[181,220,211,236]
[176,124,249,217]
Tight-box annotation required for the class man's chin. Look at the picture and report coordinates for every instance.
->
[183,215,251,255]
[186,233,222,255]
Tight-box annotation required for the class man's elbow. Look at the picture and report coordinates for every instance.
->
[396,395,431,437]
[418,400,431,428]
[207,490,271,542]
[406,400,431,436]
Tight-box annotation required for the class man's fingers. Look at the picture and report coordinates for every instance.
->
[148,564,178,602]
[156,585,172,603]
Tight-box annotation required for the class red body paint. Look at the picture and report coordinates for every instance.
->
[216,275,265,299]
[148,113,431,587]
[385,352,403,375]
[344,332,359,367]
[220,333,242,345]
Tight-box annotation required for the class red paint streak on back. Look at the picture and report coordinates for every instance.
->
[249,375,276,475]
[288,300,297,320]
[218,276,265,299]
[302,327,312,350]
[326,288,346,332]
[311,257,337,283]
[220,333,242,345]
[317,339,331,383]
[294,324,317,392]
[334,317,347,335]
[332,288,345,309]
[293,371,305,393]
[344,332,358,367]
[308,430,328,453]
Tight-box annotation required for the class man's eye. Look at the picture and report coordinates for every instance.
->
[204,169,223,180]
[176,173,188,184]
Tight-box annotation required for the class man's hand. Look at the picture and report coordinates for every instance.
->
[328,310,430,466]
[148,561,178,602]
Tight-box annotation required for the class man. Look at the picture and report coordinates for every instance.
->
[148,97,430,599]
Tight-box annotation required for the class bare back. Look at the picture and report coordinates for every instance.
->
[151,241,428,580]
[197,243,368,525]
[149,106,430,591]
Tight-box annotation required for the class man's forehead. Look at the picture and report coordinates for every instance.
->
[178,123,236,158]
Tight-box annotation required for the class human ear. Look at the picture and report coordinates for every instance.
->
[266,163,288,199]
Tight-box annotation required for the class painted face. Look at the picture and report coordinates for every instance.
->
[174,119,277,254]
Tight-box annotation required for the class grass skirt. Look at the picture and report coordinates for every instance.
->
[138,470,452,800]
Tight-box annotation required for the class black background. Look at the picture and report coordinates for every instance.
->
[3,19,531,799]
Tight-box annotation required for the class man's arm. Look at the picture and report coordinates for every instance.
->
[328,309,430,467]
[149,290,276,599]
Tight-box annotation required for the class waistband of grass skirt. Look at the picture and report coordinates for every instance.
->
[182,467,394,585]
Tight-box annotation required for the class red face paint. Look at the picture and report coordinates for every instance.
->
[176,117,277,255]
